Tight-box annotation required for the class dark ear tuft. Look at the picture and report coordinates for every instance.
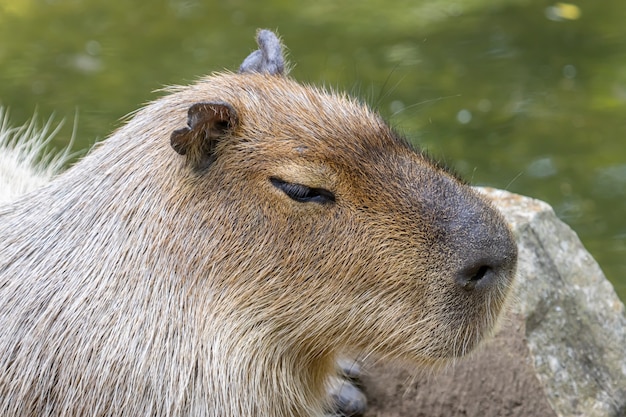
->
[239,29,286,76]
[170,102,238,169]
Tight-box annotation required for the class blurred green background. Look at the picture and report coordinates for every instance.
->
[0,0,624,300]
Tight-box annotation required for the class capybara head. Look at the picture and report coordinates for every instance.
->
[0,30,517,416]
[166,29,517,362]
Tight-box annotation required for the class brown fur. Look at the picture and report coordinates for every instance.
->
[0,38,517,416]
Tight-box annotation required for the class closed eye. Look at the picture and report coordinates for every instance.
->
[270,177,336,204]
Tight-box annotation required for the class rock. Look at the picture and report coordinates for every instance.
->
[362,188,626,417]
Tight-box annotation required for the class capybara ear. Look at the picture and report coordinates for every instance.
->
[238,29,286,76]
[170,101,238,169]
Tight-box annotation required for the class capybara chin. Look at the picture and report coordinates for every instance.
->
[0,30,517,417]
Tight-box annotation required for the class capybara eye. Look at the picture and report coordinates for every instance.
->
[270,177,336,204]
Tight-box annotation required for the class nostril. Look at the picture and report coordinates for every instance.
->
[471,265,489,282]
[457,263,494,291]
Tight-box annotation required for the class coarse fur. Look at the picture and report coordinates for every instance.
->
[0,30,517,416]
[0,110,71,204]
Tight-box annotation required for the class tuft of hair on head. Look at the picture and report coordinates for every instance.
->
[0,109,76,203]
[238,29,287,76]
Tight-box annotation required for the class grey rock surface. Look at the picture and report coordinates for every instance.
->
[362,188,626,417]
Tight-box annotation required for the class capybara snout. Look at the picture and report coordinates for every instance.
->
[406,170,518,294]
[0,29,517,417]
[451,200,518,293]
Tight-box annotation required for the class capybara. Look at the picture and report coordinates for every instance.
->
[0,30,517,417]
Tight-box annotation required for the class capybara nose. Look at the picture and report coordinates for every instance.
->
[456,261,498,291]
[452,213,517,292]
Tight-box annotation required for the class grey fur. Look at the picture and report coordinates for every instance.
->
[239,29,285,75]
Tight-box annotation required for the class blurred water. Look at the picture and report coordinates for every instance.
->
[1,0,624,299]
